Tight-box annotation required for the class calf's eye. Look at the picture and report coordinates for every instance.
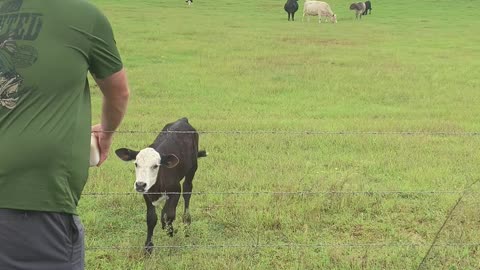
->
[153,165,159,169]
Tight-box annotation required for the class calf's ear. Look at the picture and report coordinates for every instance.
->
[115,148,139,161]
[160,154,180,168]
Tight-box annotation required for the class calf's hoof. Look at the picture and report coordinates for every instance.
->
[183,212,192,225]
[166,228,179,237]
[144,242,154,255]
[166,225,175,237]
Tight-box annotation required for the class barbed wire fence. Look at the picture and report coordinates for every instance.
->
[85,129,480,267]
[86,242,480,251]
[83,190,479,196]
[83,189,480,251]
[94,130,480,136]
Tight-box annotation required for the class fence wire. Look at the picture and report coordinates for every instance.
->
[82,190,479,196]
[86,242,480,251]
[84,131,480,256]
[93,130,480,136]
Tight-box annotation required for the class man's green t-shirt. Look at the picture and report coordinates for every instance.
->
[0,0,123,214]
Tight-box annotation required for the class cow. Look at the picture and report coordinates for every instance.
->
[284,0,299,21]
[362,1,372,15]
[350,2,366,19]
[303,1,337,23]
[186,0,192,6]
[115,117,207,254]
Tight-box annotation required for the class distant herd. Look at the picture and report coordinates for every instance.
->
[284,0,373,22]
[184,0,372,22]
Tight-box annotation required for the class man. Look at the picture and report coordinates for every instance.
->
[0,0,129,269]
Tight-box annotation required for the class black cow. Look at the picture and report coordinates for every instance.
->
[115,117,207,254]
[362,1,372,15]
[284,0,299,21]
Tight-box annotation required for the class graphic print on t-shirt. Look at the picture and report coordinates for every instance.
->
[0,0,42,110]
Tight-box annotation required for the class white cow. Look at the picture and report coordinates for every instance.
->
[303,1,337,23]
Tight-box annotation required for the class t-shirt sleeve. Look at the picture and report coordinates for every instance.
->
[88,9,123,79]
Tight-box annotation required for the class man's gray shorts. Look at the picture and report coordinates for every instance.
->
[0,209,84,270]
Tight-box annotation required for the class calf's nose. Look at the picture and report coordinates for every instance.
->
[135,182,147,192]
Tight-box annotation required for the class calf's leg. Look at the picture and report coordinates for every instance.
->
[162,185,181,236]
[183,168,198,237]
[182,168,197,225]
[144,195,157,254]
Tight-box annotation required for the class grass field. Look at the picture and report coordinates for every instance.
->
[82,0,480,269]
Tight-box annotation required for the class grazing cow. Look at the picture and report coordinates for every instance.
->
[303,1,337,23]
[284,0,299,21]
[115,117,207,254]
[350,2,366,19]
[362,1,372,15]
[186,0,192,6]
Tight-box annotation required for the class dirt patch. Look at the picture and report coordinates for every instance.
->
[280,37,356,46]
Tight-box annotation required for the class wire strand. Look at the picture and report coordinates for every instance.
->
[82,190,479,196]
[92,130,480,136]
[86,242,480,251]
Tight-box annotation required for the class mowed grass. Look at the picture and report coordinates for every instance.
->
[82,0,480,269]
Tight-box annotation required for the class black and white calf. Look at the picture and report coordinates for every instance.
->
[186,0,192,6]
[115,117,207,254]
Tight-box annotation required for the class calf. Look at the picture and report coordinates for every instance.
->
[115,117,207,254]
[350,2,366,19]
[186,0,192,6]
[284,0,299,21]
[362,1,372,15]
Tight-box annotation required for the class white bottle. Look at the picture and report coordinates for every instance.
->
[90,133,100,167]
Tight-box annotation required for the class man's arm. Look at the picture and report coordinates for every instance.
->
[92,68,130,166]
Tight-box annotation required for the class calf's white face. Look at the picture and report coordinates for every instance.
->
[115,147,181,193]
[134,148,161,193]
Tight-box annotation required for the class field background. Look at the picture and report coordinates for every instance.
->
[82,0,480,269]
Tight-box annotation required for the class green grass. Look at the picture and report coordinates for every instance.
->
[82,0,480,269]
